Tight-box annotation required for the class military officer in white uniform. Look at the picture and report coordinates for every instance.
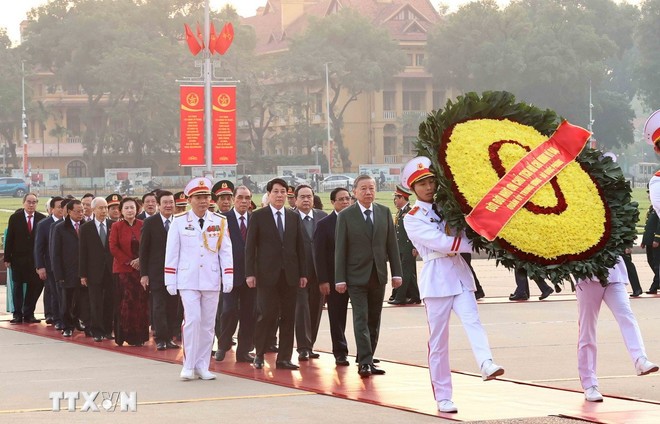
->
[645,110,660,215]
[401,157,504,414]
[165,177,234,380]
[575,257,658,402]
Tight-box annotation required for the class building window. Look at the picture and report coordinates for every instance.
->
[67,160,87,178]
[403,91,425,111]
[416,54,425,67]
[403,136,416,155]
[384,136,397,156]
[383,91,395,111]
[406,53,414,66]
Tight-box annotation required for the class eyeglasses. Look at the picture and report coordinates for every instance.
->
[335,196,351,202]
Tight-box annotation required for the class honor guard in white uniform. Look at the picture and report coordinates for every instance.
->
[645,110,660,215]
[165,177,234,380]
[575,257,658,402]
[401,157,504,414]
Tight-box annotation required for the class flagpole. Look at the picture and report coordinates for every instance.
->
[204,0,212,173]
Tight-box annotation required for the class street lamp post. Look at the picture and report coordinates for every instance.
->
[22,61,28,178]
[325,62,331,174]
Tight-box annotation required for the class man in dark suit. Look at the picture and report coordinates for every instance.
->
[137,192,159,220]
[51,200,89,337]
[34,196,64,328]
[215,185,256,363]
[293,184,327,361]
[641,201,660,294]
[389,185,420,305]
[335,175,402,378]
[4,193,46,324]
[246,178,307,370]
[313,187,351,366]
[79,197,115,341]
[139,190,179,351]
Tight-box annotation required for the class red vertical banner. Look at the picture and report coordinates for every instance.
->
[180,85,205,166]
[211,85,237,165]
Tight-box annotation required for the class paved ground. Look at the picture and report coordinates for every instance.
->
[1,253,659,423]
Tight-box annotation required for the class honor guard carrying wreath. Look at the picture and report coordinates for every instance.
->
[164,177,234,381]
[401,157,504,414]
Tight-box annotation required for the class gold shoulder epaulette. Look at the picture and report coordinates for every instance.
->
[213,212,227,219]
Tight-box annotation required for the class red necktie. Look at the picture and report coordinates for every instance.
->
[239,216,247,241]
[27,214,33,233]
[74,221,79,234]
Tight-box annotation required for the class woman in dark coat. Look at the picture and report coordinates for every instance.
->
[109,197,148,346]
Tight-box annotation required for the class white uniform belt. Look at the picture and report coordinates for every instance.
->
[423,251,456,262]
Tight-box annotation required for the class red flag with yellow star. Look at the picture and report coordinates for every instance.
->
[184,23,202,56]
[215,23,234,55]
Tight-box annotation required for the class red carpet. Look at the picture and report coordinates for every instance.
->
[3,320,660,422]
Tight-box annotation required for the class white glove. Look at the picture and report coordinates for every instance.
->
[166,285,177,296]
[222,282,233,293]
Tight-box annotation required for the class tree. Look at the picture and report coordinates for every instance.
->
[286,8,406,171]
[22,0,201,175]
[635,0,660,111]
[0,28,22,170]
[426,0,639,149]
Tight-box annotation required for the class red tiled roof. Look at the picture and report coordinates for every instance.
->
[241,0,440,55]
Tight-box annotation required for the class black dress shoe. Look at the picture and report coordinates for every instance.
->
[335,356,350,366]
[253,356,264,369]
[93,335,103,342]
[156,341,167,351]
[9,317,22,324]
[84,330,92,337]
[55,323,64,331]
[408,298,422,304]
[539,288,554,300]
[554,284,562,294]
[646,290,658,295]
[24,317,41,324]
[387,299,408,305]
[276,361,300,370]
[308,351,320,359]
[75,323,86,332]
[214,349,226,361]
[388,295,395,302]
[370,364,386,375]
[358,364,371,378]
[62,329,73,337]
[104,334,115,340]
[474,290,485,300]
[631,291,643,298]
[45,317,54,325]
[373,358,380,364]
[236,353,256,363]
[298,351,310,361]
[166,340,180,349]
[266,345,279,352]
[509,293,529,301]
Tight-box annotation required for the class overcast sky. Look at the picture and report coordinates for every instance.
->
[0,0,640,46]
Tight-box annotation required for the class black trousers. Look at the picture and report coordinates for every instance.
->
[11,268,44,320]
[623,252,642,294]
[218,284,257,355]
[44,270,61,323]
[394,252,419,302]
[254,271,297,362]
[645,246,660,291]
[513,267,551,295]
[60,286,90,331]
[150,286,180,343]
[326,285,349,358]
[88,272,114,337]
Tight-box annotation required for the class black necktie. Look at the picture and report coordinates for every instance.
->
[164,219,170,232]
[364,209,374,237]
[198,217,204,229]
[431,203,443,221]
[276,211,284,241]
[303,215,313,238]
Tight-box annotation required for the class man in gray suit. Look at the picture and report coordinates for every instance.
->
[293,184,327,361]
[335,175,402,378]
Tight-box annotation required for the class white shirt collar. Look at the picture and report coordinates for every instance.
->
[233,209,248,222]
[298,209,314,220]
[357,202,373,217]
[160,213,173,224]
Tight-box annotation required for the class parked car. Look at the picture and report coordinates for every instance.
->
[320,175,354,192]
[258,175,308,192]
[0,177,29,197]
